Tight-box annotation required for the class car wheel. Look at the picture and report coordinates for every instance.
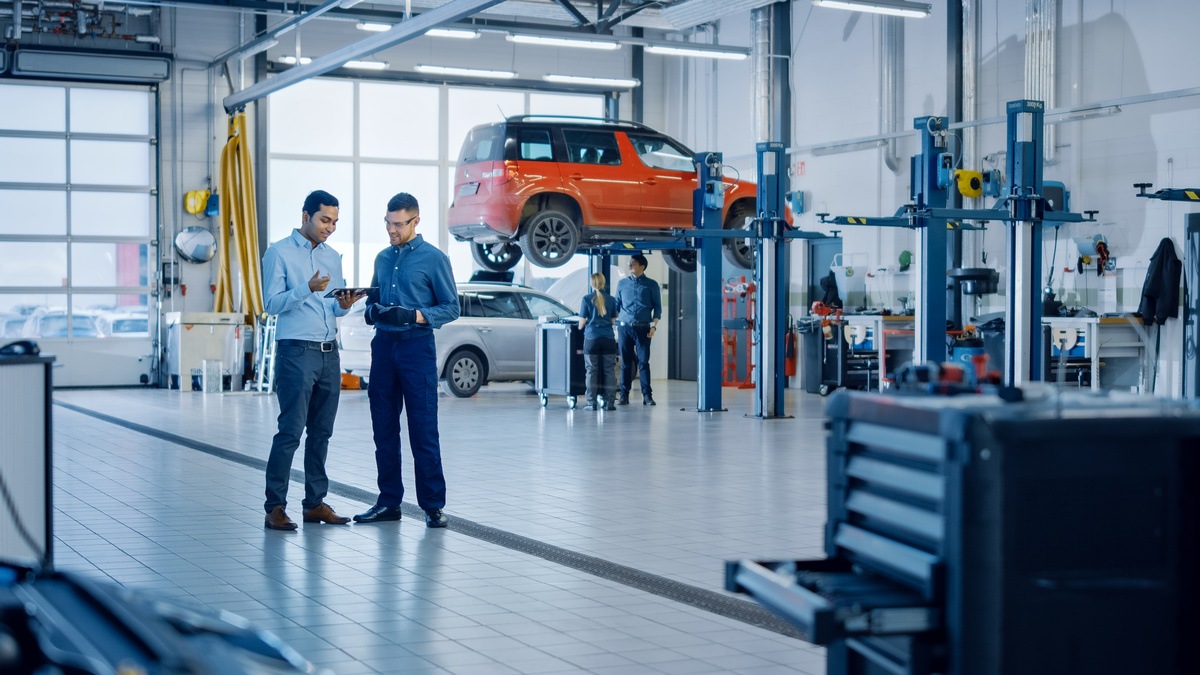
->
[722,203,756,270]
[519,209,578,268]
[442,349,484,398]
[471,241,522,271]
[663,248,697,274]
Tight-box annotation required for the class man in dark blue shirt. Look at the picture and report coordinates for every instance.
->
[614,254,662,406]
[354,193,460,528]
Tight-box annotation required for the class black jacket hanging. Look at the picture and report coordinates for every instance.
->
[820,270,843,308]
[1137,237,1182,326]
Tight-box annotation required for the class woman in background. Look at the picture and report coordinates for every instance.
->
[578,273,620,411]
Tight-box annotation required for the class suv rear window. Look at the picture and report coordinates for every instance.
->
[563,129,621,165]
[458,125,504,163]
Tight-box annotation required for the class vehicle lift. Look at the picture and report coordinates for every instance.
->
[818,100,1096,386]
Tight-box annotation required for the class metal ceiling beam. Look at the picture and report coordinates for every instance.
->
[550,0,592,26]
[209,0,345,68]
[222,0,507,112]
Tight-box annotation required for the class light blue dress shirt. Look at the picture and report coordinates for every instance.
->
[262,229,349,341]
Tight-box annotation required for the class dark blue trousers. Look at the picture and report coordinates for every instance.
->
[264,343,341,512]
[368,331,446,510]
[618,323,653,397]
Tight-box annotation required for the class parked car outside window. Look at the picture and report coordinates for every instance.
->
[448,116,769,275]
[20,310,106,338]
[337,282,575,397]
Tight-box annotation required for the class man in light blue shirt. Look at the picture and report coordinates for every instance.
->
[260,189,364,531]
[353,192,459,529]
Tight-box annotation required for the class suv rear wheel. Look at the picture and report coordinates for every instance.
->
[442,349,484,397]
[722,203,756,269]
[663,249,697,274]
[520,210,579,268]
[471,241,522,271]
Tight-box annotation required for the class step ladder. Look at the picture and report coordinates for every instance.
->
[252,314,278,393]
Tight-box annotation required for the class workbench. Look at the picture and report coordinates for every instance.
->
[1044,315,1148,392]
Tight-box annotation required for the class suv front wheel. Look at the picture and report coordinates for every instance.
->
[722,203,756,270]
[520,210,579,268]
[442,349,484,397]
[471,241,522,271]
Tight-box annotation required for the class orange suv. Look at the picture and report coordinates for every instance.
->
[448,116,760,274]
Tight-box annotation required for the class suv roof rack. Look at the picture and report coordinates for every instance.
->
[505,114,656,132]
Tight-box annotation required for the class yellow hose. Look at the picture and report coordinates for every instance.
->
[214,112,264,322]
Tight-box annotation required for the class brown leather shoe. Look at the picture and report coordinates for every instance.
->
[303,503,351,524]
[265,506,298,531]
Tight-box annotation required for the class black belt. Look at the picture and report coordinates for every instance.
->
[619,322,651,327]
[277,339,336,352]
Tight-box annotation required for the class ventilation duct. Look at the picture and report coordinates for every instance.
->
[1024,0,1056,162]
[12,49,171,82]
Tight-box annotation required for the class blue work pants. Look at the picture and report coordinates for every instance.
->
[368,331,446,510]
[618,323,653,397]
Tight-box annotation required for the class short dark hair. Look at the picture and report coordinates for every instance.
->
[303,190,338,216]
[630,253,649,267]
[387,193,420,213]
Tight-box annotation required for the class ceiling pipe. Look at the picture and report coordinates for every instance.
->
[209,0,346,67]
[880,15,902,174]
[1024,0,1057,163]
[223,0,506,112]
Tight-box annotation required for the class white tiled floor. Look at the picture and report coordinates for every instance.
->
[50,381,830,674]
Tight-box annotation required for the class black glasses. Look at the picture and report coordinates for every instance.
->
[386,215,418,230]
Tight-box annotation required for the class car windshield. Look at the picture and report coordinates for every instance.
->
[110,318,148,334]
[524,294,573,319]
[458,125,505,163]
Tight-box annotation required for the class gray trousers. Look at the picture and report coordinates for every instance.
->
[584,352,619,405]
[264,343,341,512]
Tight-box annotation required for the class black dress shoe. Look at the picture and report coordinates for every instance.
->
[618,394,630,405]
[353,504,402,523]
[643,395,656,406]
[425,508,448,528]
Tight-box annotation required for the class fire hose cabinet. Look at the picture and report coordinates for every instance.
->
[728,389,1200,675]
[165,312,244,391]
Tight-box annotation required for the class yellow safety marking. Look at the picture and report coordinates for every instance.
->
[848,217,865,224]
[622,243,635,248]
[947,221,959,229]
[1186,190,1199,200]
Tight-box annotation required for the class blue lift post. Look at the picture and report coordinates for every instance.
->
[754,142,791,419]
[695,152,726,412]
[820,99,1095,387]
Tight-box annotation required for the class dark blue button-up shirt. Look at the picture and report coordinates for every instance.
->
[369,234,459,335]
[579,291,619,341]
[615,273,662,324]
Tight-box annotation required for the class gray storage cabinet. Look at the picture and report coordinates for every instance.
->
[535,319,586,408]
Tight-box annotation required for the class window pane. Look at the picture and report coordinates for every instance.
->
[70,88,150,135]
[529,93,602,118]
[71,140,150,185]
[0,242,67,286]
[71,192,153,236]
[71,242,149,287]
[0,84,65,132]
[358,164,439,286]
[268,79,354,157]
[0,190,67,235]
[447,88,524,162]
[266,159,354,254]
[360,82,439,160]
[0,139,65,183]
[0,294,66,331]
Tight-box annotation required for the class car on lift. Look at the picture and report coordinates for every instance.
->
[447,116,761,274]
[338,282,576,397]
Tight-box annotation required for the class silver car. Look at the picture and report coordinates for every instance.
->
[338,282,576,397]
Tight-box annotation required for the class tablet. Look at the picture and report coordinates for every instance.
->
[324,287,377,298]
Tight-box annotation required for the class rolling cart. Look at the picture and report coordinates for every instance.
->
[535,319,586,408]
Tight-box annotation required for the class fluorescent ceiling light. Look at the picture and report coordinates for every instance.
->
[543,74,640,88]
[812,0,932,18]
[356,22,393,32]
[343,60,389,70]
[276,55,312,65]
[643,44,748,60]
[414,64,517,79]
[507,34,621,51]
[427,28,481,39]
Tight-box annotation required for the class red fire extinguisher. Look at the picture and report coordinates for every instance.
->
[784,316,797,377]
